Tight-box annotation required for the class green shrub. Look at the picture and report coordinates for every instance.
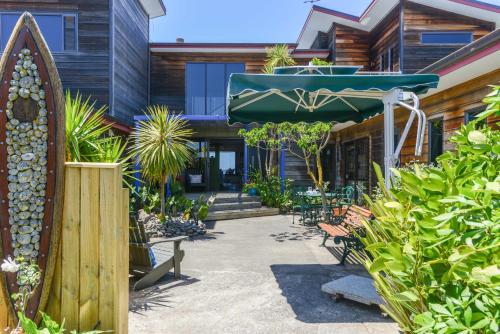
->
[358,86,499,334]
[244,169,293,212]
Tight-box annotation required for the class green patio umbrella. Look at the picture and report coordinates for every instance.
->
[225,66,440,186]
[227,71,439,125]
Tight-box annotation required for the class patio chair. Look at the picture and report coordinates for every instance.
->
[129,217,188,291]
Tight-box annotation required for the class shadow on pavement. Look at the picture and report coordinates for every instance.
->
[269,225,322,243]
[270,264,390,324]
[129,274,200,314]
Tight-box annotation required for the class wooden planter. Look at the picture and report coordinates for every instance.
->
[0,163,129,333]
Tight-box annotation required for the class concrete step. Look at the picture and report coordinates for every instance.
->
[213,193,261,204]
[209,201,262,211]
[206,207,280,221]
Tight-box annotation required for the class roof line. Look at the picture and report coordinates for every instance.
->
[297,0,500,44]
[150,42,298,48]
[449,0,500,13]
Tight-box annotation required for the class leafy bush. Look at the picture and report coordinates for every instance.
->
[244,169,293,212]
[358,86,499,334]
[130,184,160,214]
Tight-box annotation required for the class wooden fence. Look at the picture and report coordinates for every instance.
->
[1,163,129,333]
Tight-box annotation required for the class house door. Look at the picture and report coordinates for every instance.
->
[343,138,369,198]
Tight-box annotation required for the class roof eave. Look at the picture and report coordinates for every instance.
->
[139,0,166,19]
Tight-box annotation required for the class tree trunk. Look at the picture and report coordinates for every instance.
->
[257,146,263,178]
[316,152,328,222]
[159,175,166,218]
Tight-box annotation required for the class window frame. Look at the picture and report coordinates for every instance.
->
[0,12,78,53]
[420,31,473,45]
[428,117,444,164]
[464,106,486,127]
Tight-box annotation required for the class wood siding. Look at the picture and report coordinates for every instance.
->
[333,24,370,68]
[369,5,401,72]
[112,0,149,124]
[335,69,500,191]
[150,52,310,113]
[403,1,494,73]
[0,0,110,107]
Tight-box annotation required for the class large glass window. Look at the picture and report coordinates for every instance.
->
[421,32,472,45]
[186,62,245,115]
[428,118,443,163]
[0,13,77,52]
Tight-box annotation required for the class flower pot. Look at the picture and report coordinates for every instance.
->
[248,188,257,196]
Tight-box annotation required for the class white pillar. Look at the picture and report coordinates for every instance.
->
[382,90,400,188]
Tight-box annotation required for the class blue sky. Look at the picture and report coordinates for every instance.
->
[150,0,372,43]
[150,0,500,43]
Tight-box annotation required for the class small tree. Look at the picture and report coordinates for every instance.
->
[238,123,282,178]
[279,122,333,220]
[131,106,193,217]
[238,44,296,178]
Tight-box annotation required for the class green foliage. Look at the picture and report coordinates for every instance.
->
[244,169,293,212]
[65,91,111,162]
[238,123,282,177]
[19,312,106,334]
[358,86,500,334]
[131,105,194,216]
[279,122,333,219]
[65,91,135,189]
[262,44,296,74]
[310,57,333,66]
[130,184,160,214]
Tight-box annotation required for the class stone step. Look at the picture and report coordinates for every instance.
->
[209,201,262,212]
[213,193,261,204]
[206,207,280,221]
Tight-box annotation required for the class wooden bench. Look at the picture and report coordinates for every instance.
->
[318,205,373,265]
[129,217,188,291]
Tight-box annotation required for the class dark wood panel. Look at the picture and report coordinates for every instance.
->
[369,5,400,72]
[333,24,370,68]
[403,1,494,73]
[0,0,111,109]
[112,0,149,124]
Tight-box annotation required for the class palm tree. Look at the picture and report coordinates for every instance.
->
[263,44,296,74]
[131,106,194,217]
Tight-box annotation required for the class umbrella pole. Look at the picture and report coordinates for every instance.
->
[382,90,401,188]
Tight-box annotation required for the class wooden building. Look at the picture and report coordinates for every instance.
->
[148,43,328,190]
[0,0,166,129]
[297,0,499,194]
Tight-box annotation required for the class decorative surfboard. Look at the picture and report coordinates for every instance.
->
[0,13,65,322]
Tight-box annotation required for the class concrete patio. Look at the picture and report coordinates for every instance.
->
[129,215,399,334]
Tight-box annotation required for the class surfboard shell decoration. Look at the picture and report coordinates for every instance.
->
[0,12,65,322]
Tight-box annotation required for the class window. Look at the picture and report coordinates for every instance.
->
[380,53,388,72]
[389,46,399,72]
[186,62,245,116]
[0,13,77,52]
[465,107,487,127]
[428,118,443,163]
[379,45,398,72]
[421,32,472,45]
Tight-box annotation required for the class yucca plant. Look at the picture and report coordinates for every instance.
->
[65,91,135,189]
[130,106,194,217]
[65,91,112,162]
[263,44,296,74]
